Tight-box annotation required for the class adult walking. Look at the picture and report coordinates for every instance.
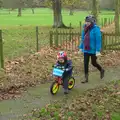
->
[79,15,105,83]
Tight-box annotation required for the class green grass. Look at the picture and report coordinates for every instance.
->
[0,8,115,26]
[2,26,36,60]
[96,111,120,120]
[2,26,53,60]
[112,113,120,120]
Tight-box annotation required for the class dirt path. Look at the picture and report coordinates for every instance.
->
[0,66,120,120]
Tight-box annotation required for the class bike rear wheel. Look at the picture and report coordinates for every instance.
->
[68,77,75,90]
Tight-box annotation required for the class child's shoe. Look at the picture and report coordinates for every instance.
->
[64,89,69,94]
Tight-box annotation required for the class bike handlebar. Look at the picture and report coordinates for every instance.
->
[52,65,74,70]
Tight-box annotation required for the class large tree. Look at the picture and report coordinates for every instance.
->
[52,0,66,28]
[92,0,99,24]
[0,0,3,8]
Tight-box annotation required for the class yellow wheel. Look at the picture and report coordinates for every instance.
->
[68,77,75,90]
[50,82,59,95]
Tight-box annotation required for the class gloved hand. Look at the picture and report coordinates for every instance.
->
[96,51,101,56]
[52,65,56,68]
[78,49,82,54]
[63,68,69,72]
[65,68,69,72]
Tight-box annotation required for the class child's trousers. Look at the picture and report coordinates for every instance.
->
[62,71,72,90]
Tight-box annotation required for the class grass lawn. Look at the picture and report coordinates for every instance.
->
[2,26,36,60]
[0,8,115,26]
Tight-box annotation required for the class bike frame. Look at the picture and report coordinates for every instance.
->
[54,76,63,85]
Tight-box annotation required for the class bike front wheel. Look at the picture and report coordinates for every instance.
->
[50,82,59,95]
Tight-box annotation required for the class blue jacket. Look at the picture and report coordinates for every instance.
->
[55,60,73,76]
[79,24,102,54]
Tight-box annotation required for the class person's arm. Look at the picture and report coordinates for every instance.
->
[65,60,72,71]
[53,61,59,67]
[95,26,102,54]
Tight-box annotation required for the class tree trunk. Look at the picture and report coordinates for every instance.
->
[69,9,73,15]
[31,8,35,14]
[92,0,99,24]
[9,9,10,14]
[115,0,119,33]
[98,4,101,13]
[52,0,67,28]
[17,8,22,17]
[69,5,74,15]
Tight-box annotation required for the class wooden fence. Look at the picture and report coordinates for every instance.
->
[102,32,120,50]
[49,17,115,51]
[50,30,120,51]
[49,29,80,51]
[101,17,114,28]
[0,30,4,69]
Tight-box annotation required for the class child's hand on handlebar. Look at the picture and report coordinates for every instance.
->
[63,68,69,72]
[52,65,56,68]
[65,68,69,72]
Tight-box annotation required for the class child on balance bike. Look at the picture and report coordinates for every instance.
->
[53,51,73,94]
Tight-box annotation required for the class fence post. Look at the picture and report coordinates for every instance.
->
[110,18,112,24]
[101,18,103,27]
[55,28,58,47]
[79,21,82,33]
[50,31,53,47]
[0,30,4,69]
[111,18,113,24]
[104,18,107,27]
[108,18,110,25]
[101,31,105,52]
[36,26,39,52]
[69,23,72,41]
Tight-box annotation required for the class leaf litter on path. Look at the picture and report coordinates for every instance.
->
[25,82,120,120]
[0,45,120,101]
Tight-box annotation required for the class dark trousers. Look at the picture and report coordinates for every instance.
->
[84,53,102,75]
[62,71,72,90]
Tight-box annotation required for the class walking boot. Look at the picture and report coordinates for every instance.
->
[81,74,88,83]
[100,69,105,79]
